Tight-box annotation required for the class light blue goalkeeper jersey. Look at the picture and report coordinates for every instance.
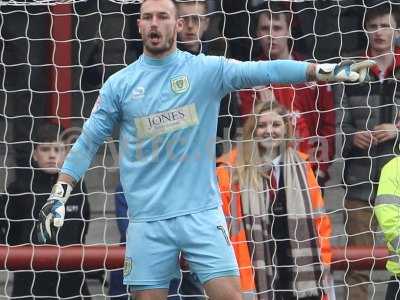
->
[62,50,309,222]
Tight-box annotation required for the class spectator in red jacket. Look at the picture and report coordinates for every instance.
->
[239,2,335,187]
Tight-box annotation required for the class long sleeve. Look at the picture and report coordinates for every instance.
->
[221,59,309,95]
[203,56,309,98]
[61,79,121,182]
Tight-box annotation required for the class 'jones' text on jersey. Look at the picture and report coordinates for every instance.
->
[135,104,199,139]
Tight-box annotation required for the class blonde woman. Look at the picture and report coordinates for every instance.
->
[217,101,332,300]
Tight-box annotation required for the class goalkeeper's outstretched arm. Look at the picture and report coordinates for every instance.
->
[218,58,376,96]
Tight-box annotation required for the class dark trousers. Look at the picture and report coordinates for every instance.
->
[386,276,400,300]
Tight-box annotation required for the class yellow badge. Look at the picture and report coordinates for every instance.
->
[123,257,132,277]
[171,75,189,94]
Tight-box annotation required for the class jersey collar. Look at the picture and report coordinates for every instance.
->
[141,49,180,66]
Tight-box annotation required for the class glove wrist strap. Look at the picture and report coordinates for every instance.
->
[50,181,73,204]
[315,63,336,82]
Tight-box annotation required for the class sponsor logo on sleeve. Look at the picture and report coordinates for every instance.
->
[170,75,189,94]
[135,103,199,139]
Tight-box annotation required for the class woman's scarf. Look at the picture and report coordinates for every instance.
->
[240,148,324,299]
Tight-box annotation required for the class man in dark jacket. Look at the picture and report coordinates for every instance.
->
[340,3,400,299]
[1,123,91,300]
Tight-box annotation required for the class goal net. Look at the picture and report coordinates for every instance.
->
[0,0,397,299]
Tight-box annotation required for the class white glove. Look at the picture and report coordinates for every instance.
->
[37,182,72,243]
[316,60,376,82]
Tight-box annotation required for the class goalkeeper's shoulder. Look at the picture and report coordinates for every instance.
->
[97,60,142,101]
[98,57,145,92]
[106,60,140,84]
[181,51,228,70]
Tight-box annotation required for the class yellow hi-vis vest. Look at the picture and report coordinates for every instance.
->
[375,156,400,274]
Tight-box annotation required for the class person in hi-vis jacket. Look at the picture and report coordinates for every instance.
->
[375,156,400,300]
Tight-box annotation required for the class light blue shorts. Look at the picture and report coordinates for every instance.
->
[123,207,239,290]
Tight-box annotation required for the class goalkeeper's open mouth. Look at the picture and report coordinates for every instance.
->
[149,31,161,44]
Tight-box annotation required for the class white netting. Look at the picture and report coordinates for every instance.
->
[0,0,398,299]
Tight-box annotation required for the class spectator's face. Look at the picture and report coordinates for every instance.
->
[257,13,290,59]
[366,13,398,54]
[255,110,286,151]
[138,0,183,57]
[33,142,66,174]
[177,2,209,53]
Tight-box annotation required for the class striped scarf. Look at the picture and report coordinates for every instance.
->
[240,148,324,299]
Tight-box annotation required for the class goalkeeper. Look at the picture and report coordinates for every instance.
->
[37,0,374,299]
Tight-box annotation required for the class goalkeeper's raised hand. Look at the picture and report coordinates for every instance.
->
[37,182,72,244]
[315,60,376,83]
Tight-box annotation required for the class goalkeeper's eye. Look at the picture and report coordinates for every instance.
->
[158,13,170,20]
[141,13,152,21]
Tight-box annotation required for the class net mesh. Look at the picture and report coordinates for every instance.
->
[0,0,397,299]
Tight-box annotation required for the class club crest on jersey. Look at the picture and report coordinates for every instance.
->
[123,257,133,277]
[170,75,189,94]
